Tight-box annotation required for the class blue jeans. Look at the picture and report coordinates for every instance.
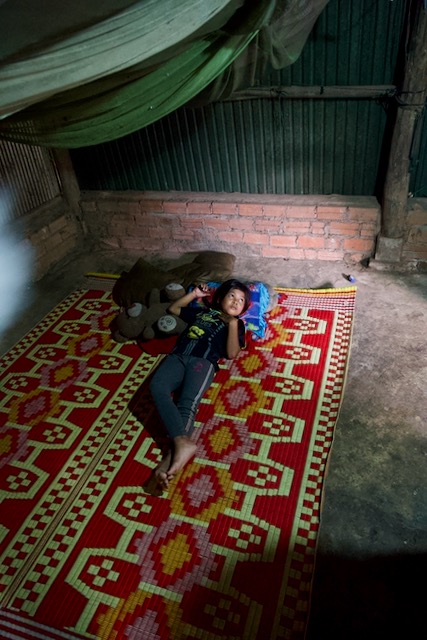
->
[149,354,215,439]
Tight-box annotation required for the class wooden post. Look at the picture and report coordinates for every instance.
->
[381,2,427,241]
[51,148,80,214]
[51,147,86,234]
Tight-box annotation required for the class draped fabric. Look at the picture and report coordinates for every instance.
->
[0,0,329,148]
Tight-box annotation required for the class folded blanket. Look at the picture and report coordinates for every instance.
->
[112,251,235,308]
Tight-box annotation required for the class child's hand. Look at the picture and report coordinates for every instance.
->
[220,313,238,326]
[193,284,210,297]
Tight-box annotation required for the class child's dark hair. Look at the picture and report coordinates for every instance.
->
[211,279,251,314]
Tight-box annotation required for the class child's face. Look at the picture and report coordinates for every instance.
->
[220,288,246,316]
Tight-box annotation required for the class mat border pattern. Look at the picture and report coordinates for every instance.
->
[0,285,356,640]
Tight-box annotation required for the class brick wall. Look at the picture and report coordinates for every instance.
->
[24,196,82,279]
[80,191,382,264]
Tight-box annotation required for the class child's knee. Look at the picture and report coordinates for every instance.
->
[149,376,162,397]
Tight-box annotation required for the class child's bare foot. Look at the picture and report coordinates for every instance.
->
[167,436,197,481]
[143,451,172,496]
[154,450,172,491]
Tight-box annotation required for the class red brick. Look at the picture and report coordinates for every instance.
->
[56,234,78,250]
[343,238,374,251]
[238,203,263,216]
[270,235,297,247]
[100,238,121,250]
[229,218,254,230]
[312,222,326,232]
[284,221,311,232]
[254,220,281,232]
[312,225,326,235]
[115,201,140,214]
[325,237,343,250]
[48,215,70,234]
[243,233,269,245]
[405,243,427,254]
[148,226,172,238]
[162,201,188,214]
[329,222,360,235]
[360,223,379,236]
[133,212,148,225]
[345,252,368,263]
[97,200,121,212]
[204,218,232,230]
[140,198,164,213]
[403,249,427,259]
[348,207,379,222]
[304,249,318,259]
[286,205,316,218]
[317,205,347,215]
[297,236,325,249]
[106,213,129,225]
[236,244,263,258]
[135,212,165,225]
[186,202,212,215]
[121,237,153,250]
[171,231,197,241]
[262,246,290,258]
[180,217,205,227]
[262,204,286,217]
[106,222,131,236]
[316,208,346,220]
[217,231,244,242]
[317,251,344,261]
[408,226,427,242]
[212,203,238,215]
[406,209,427,225]
[163,240,188,252]
[80,201,97,212]
[288,248,306,259]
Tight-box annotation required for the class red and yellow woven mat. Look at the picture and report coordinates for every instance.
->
[0,286,356,640]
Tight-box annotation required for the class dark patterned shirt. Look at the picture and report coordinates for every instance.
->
[172,307,245,369]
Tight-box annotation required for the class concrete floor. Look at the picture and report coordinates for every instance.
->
[1,248,426,639]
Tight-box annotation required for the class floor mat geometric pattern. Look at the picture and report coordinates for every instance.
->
[0,286,356,639]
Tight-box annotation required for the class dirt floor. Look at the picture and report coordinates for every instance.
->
[1,248,426,639]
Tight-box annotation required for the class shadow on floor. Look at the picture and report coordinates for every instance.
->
[307,550,427,639]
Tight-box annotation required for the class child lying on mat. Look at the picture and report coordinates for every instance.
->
[149,279,251,494]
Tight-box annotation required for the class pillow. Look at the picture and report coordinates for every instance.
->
[189,281,271,340]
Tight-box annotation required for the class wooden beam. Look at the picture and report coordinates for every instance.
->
[222,85,396,101]
[51,148,86,234]
[382,3,427,239]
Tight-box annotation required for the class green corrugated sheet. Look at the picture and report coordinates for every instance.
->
[71,0,427,197]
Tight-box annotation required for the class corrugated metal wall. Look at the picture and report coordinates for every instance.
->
[268,0,403,86]
[73,99,388,195]
[71,0,427,197]
[0,140,61,220]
